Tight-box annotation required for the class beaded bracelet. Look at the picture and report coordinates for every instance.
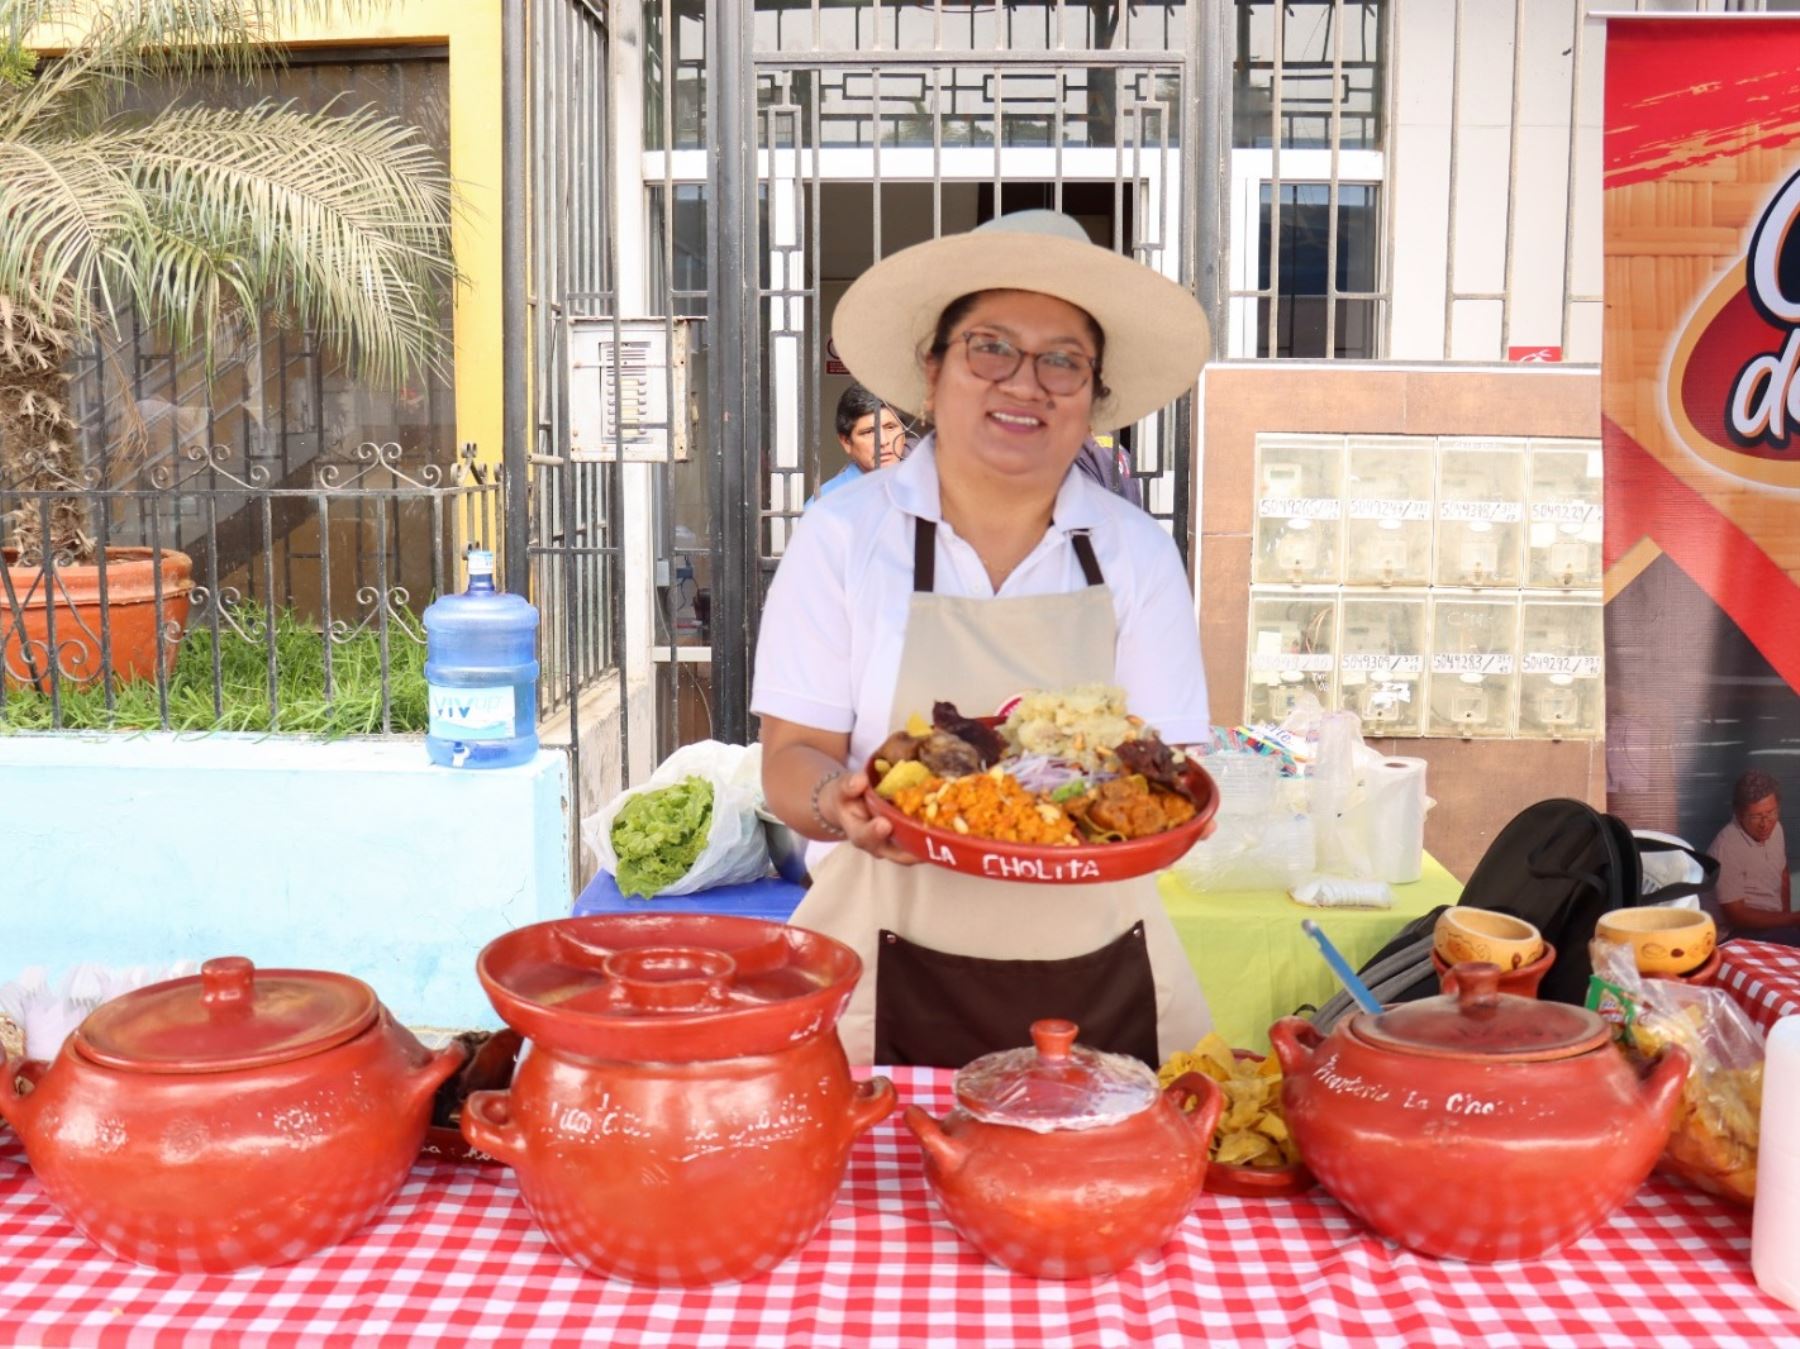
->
[810,767,847,838]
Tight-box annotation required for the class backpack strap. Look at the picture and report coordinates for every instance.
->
[1637,835,1721,905]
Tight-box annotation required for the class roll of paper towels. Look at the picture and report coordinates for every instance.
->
[1353,756,1429,885]
[1756,1017,1800,1310]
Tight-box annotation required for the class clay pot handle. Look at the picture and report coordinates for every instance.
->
[1164,1070,1226,1151]
[1640,1042,1694,1122]
[0,1056,48,1131]
[1444,962,1503,1010]
[1030,1019,1080,1061]
[201,956,255,1009]
[405,1043,470,1114]
[1267,1018,1324,1078]
[460,1090,527,1167]
[846,1075,898,1138]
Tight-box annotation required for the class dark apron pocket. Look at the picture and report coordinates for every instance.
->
[873,921,1159,1068]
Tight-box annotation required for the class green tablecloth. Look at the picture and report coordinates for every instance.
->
[1158,856,1463,1055]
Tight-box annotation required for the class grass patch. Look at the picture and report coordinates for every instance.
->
[0,609,429,735]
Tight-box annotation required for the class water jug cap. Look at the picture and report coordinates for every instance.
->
[467,549,495,577]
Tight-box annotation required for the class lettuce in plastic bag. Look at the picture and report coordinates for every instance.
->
[610,777,714,898]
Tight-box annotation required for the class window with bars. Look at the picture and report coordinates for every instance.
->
[1257,182,1382,359]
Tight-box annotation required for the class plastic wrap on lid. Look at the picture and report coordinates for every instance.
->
[953,1019,1161,1133]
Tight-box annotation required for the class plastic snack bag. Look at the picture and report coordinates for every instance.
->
[583,740,771,897]
[1588,940,1765,1205]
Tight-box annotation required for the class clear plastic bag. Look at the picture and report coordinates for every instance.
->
[1590,940,1765,1205]
[582,740,771,896]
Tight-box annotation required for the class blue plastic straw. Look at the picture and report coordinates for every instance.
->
[1301,919,1383,1015]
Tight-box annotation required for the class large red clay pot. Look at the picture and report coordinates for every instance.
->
[2,546,193,691]
[1270,962,1690,1263]
[461,914,897,1286]
[903,1019,1225,1280]
[0,957,464,1272]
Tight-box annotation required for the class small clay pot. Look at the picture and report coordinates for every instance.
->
[0,957,464,1272]
[1432,941,1556,998]
[905,1019,1225,1280]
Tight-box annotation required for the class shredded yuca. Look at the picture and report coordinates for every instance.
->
[892,767,1080,846]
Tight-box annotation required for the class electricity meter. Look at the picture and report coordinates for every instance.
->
[1435,438,1525,588]
[1253,435,1344,584]
[1526,439,1604,590]
[1337,591,1429,736]
[1518,596,1604,739]
[1344,436,1435,587]
[1245,587,1338,724]
[1427,591,1519,737]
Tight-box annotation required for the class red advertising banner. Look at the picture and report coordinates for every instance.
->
[1604,17,1800,939]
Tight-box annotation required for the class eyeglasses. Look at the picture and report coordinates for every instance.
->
[957,330,1098,397]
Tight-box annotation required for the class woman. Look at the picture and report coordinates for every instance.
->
[754,209,1216,1068]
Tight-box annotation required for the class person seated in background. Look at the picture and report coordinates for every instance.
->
[810,383,908,505]
[1074,432,1142,508]
[1711,768,1796,937]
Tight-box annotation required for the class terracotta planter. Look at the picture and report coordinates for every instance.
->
[463,914,897,1285]
[904,1019,1225,1280]
[1270,963,1689,1262]
[1,546,193,691]
[0,957,465,1272]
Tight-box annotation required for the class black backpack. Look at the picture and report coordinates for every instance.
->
[1312,799,1718,1029]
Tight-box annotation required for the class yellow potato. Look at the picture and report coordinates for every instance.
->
[875,760,932,800]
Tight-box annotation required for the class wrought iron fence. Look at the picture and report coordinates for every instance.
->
[1,442,501,733]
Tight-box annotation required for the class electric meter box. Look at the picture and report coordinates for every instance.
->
[1344,436,1435,587]
[1337,591,1430,737]
[1434,437,1526,589]
[1517,595,1604,739]
[1525,439,1604,590]
[1426,590,1520,738]
[1245,586,1339,724]
[1252,434,1344,585]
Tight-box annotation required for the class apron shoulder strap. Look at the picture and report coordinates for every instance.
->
[914,517,937,592]
[913,516,1106,590]
[1070,530,1104,586]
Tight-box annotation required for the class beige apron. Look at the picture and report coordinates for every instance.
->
[789,517,1211,1067]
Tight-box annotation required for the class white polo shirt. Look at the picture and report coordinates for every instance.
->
[751,437,1211,775]
[1710,818,1789,912]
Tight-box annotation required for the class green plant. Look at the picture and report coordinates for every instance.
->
[0,606,429,734]
[0,0,456,565]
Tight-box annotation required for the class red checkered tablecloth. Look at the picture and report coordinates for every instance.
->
[2,1067,1795,1349]
[1720,939,1800,1035]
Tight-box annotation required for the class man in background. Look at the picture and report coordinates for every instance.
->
[810,383,908,505]
[1075,432,1143,509]
[1711,768,1796,938]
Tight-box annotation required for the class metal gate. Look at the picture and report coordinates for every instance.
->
[704,2,1213,741]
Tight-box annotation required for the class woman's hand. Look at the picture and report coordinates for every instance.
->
[761,715,918,866]
[826,769,920,866]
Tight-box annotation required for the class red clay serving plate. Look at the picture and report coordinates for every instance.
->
[864,750,1218,885]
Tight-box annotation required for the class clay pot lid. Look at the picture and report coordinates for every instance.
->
[953,1019,1161,1133]
[475,914,864,1063]
[1351,962,1612,1063]
[72,957,378,1074]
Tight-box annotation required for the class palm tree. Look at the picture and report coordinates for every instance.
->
[0,0,456,568]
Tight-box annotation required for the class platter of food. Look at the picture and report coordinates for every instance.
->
[861,686,1218,885]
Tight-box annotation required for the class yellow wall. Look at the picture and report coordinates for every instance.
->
[281,1,506,473]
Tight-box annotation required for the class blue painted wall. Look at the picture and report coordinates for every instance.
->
[2,735,572,1030]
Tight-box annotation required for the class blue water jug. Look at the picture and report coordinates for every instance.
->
[423,550,540,768]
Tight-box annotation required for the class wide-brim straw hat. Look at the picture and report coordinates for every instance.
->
[831,210,1211,434]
